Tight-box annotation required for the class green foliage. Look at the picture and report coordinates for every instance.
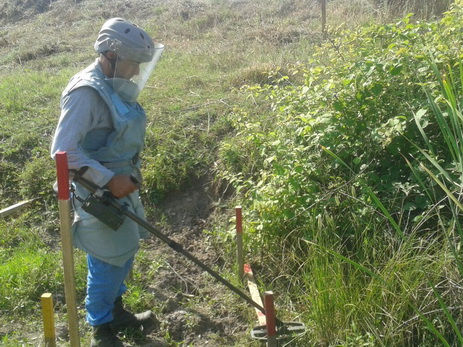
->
[217,3,463,345]
[404,47,463,346]
[220,3,463,244]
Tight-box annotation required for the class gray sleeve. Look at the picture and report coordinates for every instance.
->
[51,87,115,187]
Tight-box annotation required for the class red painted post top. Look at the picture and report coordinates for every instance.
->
[264,291,277,337]
[235,206,242,234]
[55,151,70,201]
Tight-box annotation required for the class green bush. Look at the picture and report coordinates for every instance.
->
[217,4,463,344]
[220,5,463,245]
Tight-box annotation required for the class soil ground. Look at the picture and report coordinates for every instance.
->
[134,176,256,346]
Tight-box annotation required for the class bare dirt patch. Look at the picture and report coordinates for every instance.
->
[123,176,257,346]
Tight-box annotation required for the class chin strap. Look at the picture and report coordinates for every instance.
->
[102,52,118,77]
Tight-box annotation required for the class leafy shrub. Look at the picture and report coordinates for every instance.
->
[217,4,463,344]
[220,5,463,246]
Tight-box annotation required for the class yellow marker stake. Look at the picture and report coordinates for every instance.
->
[41,293,56,347]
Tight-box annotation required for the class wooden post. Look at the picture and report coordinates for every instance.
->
[321,0,327,37]
[41,293,56,347]
[244,264,267,326]
[55,151,81,347]
[0,199,37,218]
[236,206,244,279]
[264,291,277,347]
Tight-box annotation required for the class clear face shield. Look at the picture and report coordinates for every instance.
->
[108,42,165,102]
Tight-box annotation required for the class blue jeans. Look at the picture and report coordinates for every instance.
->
[85,254,134,326]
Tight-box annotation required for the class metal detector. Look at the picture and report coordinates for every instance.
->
[71,171,306,343]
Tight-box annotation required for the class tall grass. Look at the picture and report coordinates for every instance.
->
[270,172,459,346]
[403,55,463,345]
[374,0,452,18]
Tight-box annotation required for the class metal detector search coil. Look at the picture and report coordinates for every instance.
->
[251,321,306,342]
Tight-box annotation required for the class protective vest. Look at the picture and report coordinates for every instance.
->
[62,62,148,267]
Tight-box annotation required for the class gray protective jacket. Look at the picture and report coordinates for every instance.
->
[51,61,148,266]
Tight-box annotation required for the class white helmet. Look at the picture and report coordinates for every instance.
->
[95,18,164,102]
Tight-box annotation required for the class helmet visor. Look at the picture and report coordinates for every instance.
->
[110,42,165,102]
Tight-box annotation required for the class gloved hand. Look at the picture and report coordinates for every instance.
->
[107,174,139,198]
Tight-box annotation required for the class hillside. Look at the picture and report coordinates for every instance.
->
[0,0,458,346]
[0,0,324,346]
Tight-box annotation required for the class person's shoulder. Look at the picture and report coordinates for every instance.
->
[61,86,103,111]
[64,62,104,92]
[67,85,101,100]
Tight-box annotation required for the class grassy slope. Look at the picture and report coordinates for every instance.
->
[0,0,323,345]
[0,0,454,346]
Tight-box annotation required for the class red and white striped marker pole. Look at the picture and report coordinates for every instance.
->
[264,291,277,347]
[55,151,80,347]
[236,206,244,279]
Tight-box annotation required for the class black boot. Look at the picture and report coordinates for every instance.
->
[91,322,124,347]
[110,296,157,333]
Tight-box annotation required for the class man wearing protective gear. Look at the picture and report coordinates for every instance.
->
[51,18,164,346]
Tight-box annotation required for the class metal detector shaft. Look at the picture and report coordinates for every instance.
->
[72,173,268,317]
